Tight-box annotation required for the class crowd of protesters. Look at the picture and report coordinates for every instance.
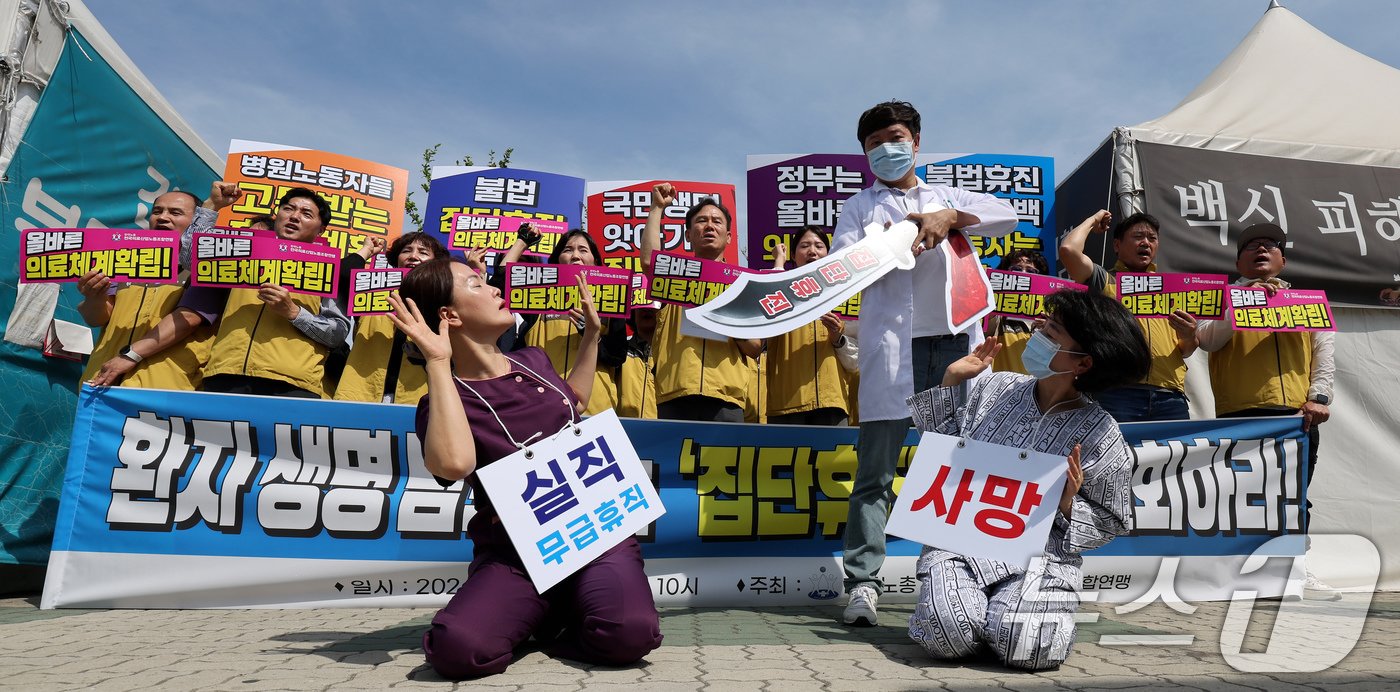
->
[72,99,1334,677]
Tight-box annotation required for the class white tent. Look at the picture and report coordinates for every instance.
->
[0,0,218,571]
[1059,2,1400,590]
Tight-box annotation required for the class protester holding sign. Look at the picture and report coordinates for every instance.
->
[835,101,1018,627]
[333,232,450,404]
[764,226,856,425]
[390,258,661,679]
[904,289,1148,670]
[641,183,763,422]
[616,303,659,418]
[517,229,629,415]
[1196,223,1335,590]
[79,190,217,390]
[1059,210,1198,421]
[987,250,1049,376]
[90,185,352,398]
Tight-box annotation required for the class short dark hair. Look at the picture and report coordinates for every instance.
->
[247,214,275,229]
[397,257,459,334]
[1044,289,1151,394]
[793,225,831,252]
[856,100,921,145]
[1113,213,1160,240]
[279,187,332,228]
[161,190,202,209]
[387,232,449,267]
[997,249,1047,274]
[548,228,602,265]
[684,197,732,230]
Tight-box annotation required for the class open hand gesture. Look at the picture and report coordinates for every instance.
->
[1060,444,1083,516]
[386,291,452,364]
[942,339,1001,386]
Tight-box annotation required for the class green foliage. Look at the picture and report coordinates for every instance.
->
[404,146,515,230]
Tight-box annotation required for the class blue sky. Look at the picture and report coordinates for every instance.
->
[88,0,1399,208]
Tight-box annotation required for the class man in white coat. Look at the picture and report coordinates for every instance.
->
[832,100,1018,626]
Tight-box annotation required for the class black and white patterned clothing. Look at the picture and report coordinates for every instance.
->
[904,371,1133,670]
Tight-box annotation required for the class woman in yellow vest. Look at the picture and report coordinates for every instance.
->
[517,229,627,416]
[765,227,855,426]
[987,249,1048,376]
[334,232,450,405]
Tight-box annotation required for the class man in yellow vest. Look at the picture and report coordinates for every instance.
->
[89,184,351,398]
[1196,222,1334,591]
[1059,210,1199,421]
[78,189,216,390]
[639,182,762,422]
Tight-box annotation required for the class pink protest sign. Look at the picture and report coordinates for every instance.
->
[348,267,409,316]
[1228,286,1335,332]
[20,228,180,284]
[191,229,340,297]
[505,263,634,319]
[647,251,752,308]
[1116,272,1228,321]
[450,213,570,259]
[987,270,1086,319]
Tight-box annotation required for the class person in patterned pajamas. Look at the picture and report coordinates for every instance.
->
[904,289,1150,670]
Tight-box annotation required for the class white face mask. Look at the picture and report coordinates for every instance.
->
[866,141,915,182]
[1020,330,1085,380]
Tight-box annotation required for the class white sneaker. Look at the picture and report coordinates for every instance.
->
[1304,573,1342,601]
[843,585,879,626]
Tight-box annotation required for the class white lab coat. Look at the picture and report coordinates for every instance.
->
[831,179,1017,421]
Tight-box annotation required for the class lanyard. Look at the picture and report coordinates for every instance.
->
[956,386,1087,459]
[454,355,580,457]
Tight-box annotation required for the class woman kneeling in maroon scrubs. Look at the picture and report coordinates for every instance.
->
[389,258,662,679]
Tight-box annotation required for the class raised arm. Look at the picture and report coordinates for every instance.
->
[565,275,602,411]
[640,183,676,274]
[1058,210,1112,285]
[388,291,477,480]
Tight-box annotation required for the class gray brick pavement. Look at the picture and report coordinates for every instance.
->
[3,593,1399,690]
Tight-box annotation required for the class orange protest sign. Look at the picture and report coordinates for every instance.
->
[215,140,409,258]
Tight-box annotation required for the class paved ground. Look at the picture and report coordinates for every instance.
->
[3,591,1399,690]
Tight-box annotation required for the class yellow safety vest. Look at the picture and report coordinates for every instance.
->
[203,288,329,397]
[1209,330,1313,414]
[652,303,750,408]
[524,315,617,416]
[1102,262,1187,393]
[82,283,215,390]
[333,315,428,405]
[766,321,849,418]
[616,347,657,419]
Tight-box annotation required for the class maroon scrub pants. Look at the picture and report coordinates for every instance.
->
[422,520,662,678]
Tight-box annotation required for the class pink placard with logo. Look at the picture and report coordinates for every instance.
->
[450,213,569,259]
[1116,272,1228,321]
[20,228,180,284]
[505,263,634,319]
[1228,286,1335,332]
[348,267,409,316]
[987,270,1086,319]
[191,229,341,297]
[647,251,752,308]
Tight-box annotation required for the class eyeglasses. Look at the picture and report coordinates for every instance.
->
[1242,239,1281,251]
